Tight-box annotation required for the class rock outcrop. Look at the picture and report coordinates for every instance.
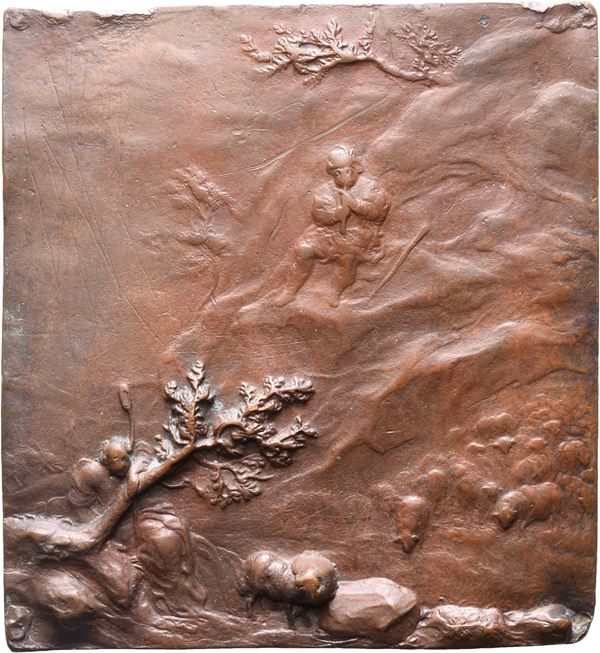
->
[319,577,418,641]
[406,603,589,647]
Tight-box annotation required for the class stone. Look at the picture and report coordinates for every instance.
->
[407,605,507,647]
[406,603,588,647]
[318,577,418,639]
[503,604,577,645]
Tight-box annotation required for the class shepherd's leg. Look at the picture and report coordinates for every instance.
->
[275,244,317,307]
[329,256,359,306]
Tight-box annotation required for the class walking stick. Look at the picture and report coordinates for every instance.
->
[118,383,139,538]
[368,223,430,301]
[118,383,134,447]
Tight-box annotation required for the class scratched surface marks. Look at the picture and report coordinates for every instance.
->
[2,3,598,649]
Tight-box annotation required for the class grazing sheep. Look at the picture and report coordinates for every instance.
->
[420,468,449,503]
[372,483,431,553]
[392,495,431,553]
[493,482,562,530]
[451,463,499,510]
[240,550,339,627]
[557,473,596,514]
[558,439,592,475]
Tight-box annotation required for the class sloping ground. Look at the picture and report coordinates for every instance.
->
[3,3,596,649]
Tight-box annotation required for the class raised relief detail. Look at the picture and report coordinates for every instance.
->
[166,166,233,257]
[272,145,390,307]
[4,360,317,633]
[371,395,596,554]
[2,2,597,649]
[240,12,461,85]
[240,550,339,627]
[493,482,562,530]
[5,361,316,558]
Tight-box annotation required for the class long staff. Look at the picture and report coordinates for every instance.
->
[368,223,430,301]
[118,383,139,537]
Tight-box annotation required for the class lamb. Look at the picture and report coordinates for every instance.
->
[372,483,431,553]
[493,482,562,530]
[240,550,339,626]
[391,494,431,553]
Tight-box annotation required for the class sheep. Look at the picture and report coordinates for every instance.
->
[391,495,431,553]
[240,549,339,627]
[372,483,431,553]
[493,482,562,530]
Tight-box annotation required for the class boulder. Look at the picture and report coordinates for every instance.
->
[318,577,418,641]
[406,605,506,647]
[504,604,580,645]
[5,605,32,644]
[31,570,105,622]
[406,603,586,647]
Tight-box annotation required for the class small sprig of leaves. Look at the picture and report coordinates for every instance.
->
[240,376,315,421]
[357,11,376,54]
[240,12,461,85]
[256,415,318,466]
[393,23,462,74]
[201,454,273,508]
[213,376,316,459]
[154,435,170,462]
[166,166,233,221]
[157,361,213,456]
[240,15,376,85]
[239,33,290,75]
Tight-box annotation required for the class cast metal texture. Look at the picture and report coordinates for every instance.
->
[2,3,598,649]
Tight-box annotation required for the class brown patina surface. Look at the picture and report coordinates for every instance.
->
[2,3,598,649]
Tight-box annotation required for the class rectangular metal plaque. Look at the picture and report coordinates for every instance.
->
[2,3,598,649]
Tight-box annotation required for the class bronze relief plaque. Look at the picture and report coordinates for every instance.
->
[1,2,598,649]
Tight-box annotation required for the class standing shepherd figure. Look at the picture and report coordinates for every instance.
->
[275,145,391,307]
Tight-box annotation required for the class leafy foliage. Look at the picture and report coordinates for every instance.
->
[200,454,273,508]
[166,167,233,222]
[394,23,462,74]
[3,360,317,562]
[156,362,317,507]
[157,361,214,456]
[240,12,461,85]
[241,13,377,85]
